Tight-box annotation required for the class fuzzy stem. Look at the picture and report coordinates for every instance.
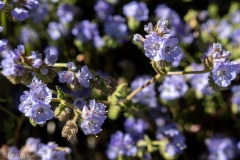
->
[51,98,82,114]
[125,74,161,101]
[73,112,79,122]
[125,70,209,101]
[53,63,68,68]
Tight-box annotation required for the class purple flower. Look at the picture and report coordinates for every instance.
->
[216,20,232,39]
[30,3,48,23]
[104,15,128,43]
[159,75,188,100]
[58,71,75,84]
[94,0,113,21]
[73,98,87,110]
[80,99,107,135]
[47,22,64,40]
[30,86,52,104]
[23,137,41,153]
[231,10,240,24]
[31,102,53,124]
[77,65,93,88]
[44,47,58,65]
[204,43,231,62]
[200,19,217,34]
[0,39,8,52]
[1,58,25,76]
[155,5,193,44]
[165,134,186,157]
[29,51,42,68]
[124,117,148,140]
[106,131,137,159]
[143,32,163,59]
[57,3,77,23]
[67,62,77,71]
[37,143,53,160]
[25,0,39,9]
[11,8,29,21]
[212,62,236,87]
[123,1,149,21]
[0,26,3,32]
[72,20,97,43]
[8,146,20,160]
[72,20,103,48]
[189,63,214,95]
[231,28,240,45]
[0,1,5,10]
[143,30,182,63]
[160,37,182,62]
[130,75,157,108]
[155,5,181,26]
[19,92,34,116]
[19,78,53,124]
[81,117,104,135]
[82,99,107,122]
[19,27,38,44]
[205,135,239,160]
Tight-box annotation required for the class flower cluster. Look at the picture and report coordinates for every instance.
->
[72,20,104,48]
[153,106,187,157]
[18,78,53,124]
[3,137,71,160]
[155,4,193,44]
[202,43,240,88]
[205,135,239,160]
[134,19,183,68]
[106,131,137,159]
[58,62,94,90]
[0,0,39,21]
[124,117,148,141]
[104,15,129,43]
[1,44,58,84]
[188,63,214,95]
[159,75,188,100]
[81,99,107,135]
[123,1,149,21]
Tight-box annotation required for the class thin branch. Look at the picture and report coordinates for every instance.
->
[51,98,82,114]
[125,70,209,102]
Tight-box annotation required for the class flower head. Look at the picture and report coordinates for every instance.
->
[123,1,149,21]
[12,8,29,21]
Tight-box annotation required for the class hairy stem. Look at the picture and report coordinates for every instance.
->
[53,63,68,68]
[51,98,82,114]
[125,70,209,101]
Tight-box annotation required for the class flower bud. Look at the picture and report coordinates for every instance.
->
[62,120,79,141]
[54,107,71,122]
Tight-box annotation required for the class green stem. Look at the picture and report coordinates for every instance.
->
[167,70,209,75]
[53,63,68,68]
[51,98,82,114]
[0,105,19,120]
[126,74,161,101]
[73,112,79,122]
[125,70,209,101]
[1,11,6,35]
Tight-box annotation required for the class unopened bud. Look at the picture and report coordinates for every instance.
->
[54,107,71,122]
[203,55,214,71]
[62,120,79,141]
